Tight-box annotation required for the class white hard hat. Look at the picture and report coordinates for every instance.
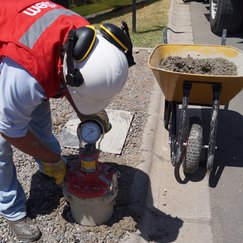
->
[63,34,129,115]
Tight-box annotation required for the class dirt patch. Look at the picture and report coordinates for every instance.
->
[159,55,238,75]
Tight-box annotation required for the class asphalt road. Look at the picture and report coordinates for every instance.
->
[189,1,243,243]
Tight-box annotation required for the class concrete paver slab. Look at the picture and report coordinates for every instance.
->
[57,109,133,154]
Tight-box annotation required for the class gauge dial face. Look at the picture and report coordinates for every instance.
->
[79,121,102,144]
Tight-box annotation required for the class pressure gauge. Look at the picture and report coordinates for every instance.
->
[78,120,102,144]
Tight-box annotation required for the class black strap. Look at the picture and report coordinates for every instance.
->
[66,30,76,79]
[65,30,84,87]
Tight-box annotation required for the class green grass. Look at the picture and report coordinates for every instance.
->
[72,0,170,48]
[71,0,132,16]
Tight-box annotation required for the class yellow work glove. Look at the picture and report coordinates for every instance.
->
[41,157,67,185]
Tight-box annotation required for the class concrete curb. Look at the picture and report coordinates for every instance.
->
[168,0,193,44]
[126,0,213,242]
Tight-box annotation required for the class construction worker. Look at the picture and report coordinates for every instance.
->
[0,0,135,241]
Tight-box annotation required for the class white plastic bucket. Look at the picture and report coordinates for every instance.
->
[63,175,118,226]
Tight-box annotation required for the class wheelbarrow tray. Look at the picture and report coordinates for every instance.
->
[148,44,243,105]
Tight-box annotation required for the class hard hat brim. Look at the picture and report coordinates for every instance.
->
[68,88,111,115]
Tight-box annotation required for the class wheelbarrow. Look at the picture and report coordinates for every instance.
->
[148,43,243,174]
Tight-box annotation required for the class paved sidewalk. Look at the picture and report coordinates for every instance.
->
[126,0,213,242]
[168,0,193,44]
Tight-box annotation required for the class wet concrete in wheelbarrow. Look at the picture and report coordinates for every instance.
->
[160,56,238,75]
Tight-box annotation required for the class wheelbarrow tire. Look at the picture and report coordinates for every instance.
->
[210,0,243,34]
[183,118,203,175]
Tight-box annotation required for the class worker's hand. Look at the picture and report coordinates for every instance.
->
[41,157,67,185]
[79,110,111,134]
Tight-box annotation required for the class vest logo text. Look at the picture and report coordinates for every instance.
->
[23,2,57,16]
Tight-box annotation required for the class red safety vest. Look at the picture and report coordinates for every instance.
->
[0,0,89,98]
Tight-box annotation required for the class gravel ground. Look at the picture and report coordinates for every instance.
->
[0,48,156,243]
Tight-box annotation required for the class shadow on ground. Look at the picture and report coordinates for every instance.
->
[202,108,243,187]
[127,164,183,242]
[63,162,184,242]
[27,161,183,242]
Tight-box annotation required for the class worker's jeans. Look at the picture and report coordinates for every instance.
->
[0,101,61,221]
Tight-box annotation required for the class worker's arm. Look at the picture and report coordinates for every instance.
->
[1,131,66,185]
[1,131,60,163]
[0,58,66,184]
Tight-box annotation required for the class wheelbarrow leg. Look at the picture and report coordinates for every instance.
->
[170,101,178,167]
[207,83,221,172]
[164,99,171,130]
[174,82,192,167]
